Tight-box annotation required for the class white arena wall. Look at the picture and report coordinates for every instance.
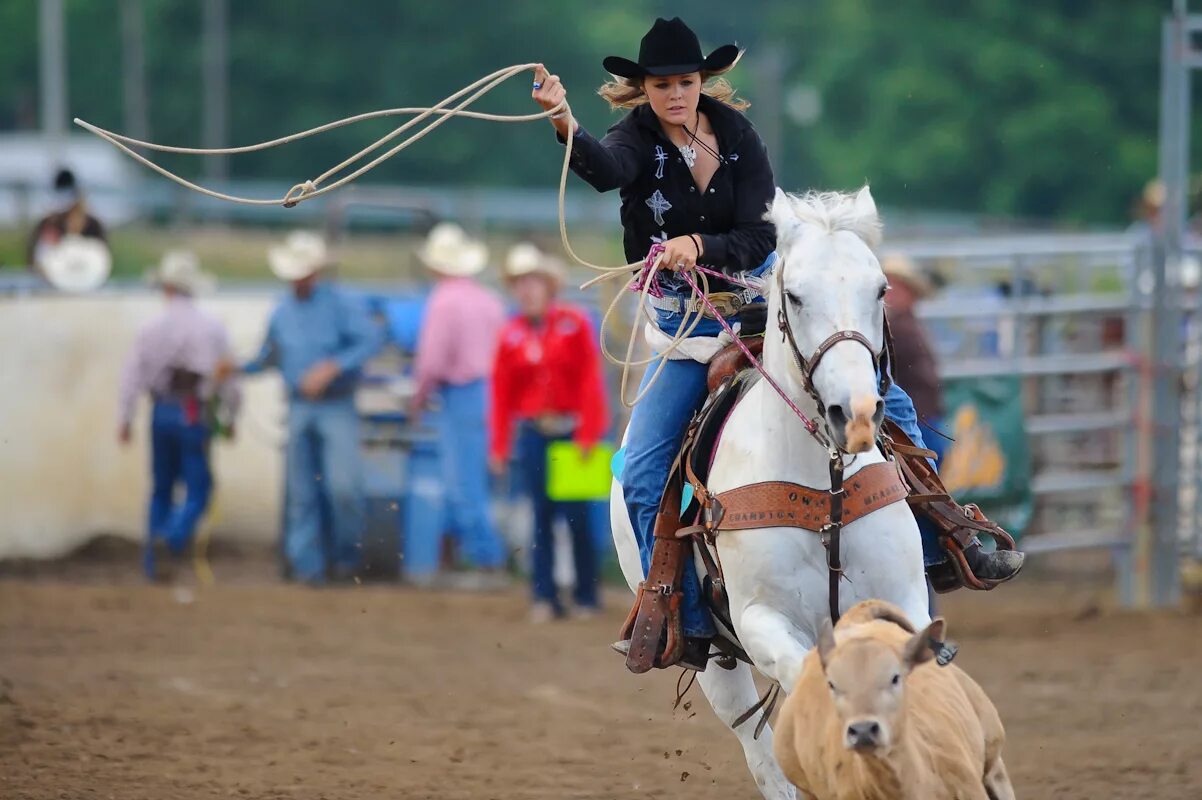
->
[0,290,288,559]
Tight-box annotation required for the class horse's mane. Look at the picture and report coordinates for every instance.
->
[770,188,883,250]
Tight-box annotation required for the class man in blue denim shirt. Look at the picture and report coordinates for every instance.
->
[233,232,383,583]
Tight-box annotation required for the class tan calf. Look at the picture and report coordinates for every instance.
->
[774,600,1014,800]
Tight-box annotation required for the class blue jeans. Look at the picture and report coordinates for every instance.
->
[435,381,506,569]
[621,294,942,637]
[401,425,447,580]
[622,356,714,636]
[881,388,944,566]
[516,423,599,611]
[284,397,365,583]
[146,400,212,578]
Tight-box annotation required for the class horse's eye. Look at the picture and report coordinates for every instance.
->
[878,284,889,301]
[891,673,900,686]
[786,291,804,308]
[827,680,837,692]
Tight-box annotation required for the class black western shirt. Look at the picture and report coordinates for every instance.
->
[561,94,777,295]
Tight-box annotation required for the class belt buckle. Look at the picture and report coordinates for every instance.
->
[705,291,743,320]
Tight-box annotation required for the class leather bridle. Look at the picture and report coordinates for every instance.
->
[774,255,895,422]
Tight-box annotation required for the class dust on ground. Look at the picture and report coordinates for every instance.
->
[2,551,1200,799]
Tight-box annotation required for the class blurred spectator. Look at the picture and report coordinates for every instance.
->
[882,253,946,460]
[229,232,382,585]
[1128,179,1164,238]
[27,168,109,278]
[410,223,507,589]
[118,251,238,580]
[491,244,607,622]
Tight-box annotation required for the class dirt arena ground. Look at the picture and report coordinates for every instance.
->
[2,552,1201,799]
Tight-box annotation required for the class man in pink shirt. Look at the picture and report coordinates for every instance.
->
[409,223,507,588]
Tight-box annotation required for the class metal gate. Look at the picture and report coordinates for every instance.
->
[893,232,1156,606]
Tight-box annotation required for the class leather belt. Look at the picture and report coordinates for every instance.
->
[529,414,577,437]
[648,288,759,319]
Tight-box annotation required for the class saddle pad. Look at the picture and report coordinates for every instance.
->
[688,368,762,489]
[713,462,908,532]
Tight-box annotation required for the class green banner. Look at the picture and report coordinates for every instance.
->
[938,375,1033,539]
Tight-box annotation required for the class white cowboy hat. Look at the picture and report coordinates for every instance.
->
[503,242,564,283]
[417,222,488,277]
[880,252,934,298]
[39,234,112,293]
[268,231,330,281]
[145,250,216,295]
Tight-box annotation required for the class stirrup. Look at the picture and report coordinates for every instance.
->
[927,529,1025,594]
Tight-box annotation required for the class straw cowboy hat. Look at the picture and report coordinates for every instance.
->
[39,234,112,293]
[145,250,216,295]
[503,242,565,283]
[881,253,935,298]
[1142,179,1166,211]
[417,222,489,277]
[268,231,330,282]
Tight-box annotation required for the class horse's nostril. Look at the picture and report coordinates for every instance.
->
[827,404,848,427]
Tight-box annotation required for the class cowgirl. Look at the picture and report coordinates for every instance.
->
[533,18,1022,670]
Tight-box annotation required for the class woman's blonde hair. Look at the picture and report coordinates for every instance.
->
[597,53,749,111]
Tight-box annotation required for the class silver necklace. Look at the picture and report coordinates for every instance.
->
[678,141,697,168]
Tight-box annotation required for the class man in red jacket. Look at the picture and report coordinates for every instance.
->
[491,244,608,623]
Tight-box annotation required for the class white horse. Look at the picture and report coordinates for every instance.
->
[610,187,930,799]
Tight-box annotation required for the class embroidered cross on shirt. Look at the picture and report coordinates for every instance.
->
[646,190,672,227]
[654,146,667,180]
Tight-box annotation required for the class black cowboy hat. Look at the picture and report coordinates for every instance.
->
[53,167,77,191]
[603,17,740,80]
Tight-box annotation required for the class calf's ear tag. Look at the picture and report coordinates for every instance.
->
[930,638,958,667]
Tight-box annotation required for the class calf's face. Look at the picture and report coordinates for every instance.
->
[817,617,945,755]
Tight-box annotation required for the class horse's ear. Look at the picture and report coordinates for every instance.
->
[817,618,837,671]
[851,185,882,248]
[767,187,796,243]
[852,185,877,220]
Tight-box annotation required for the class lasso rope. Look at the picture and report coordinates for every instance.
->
[74,63,717,407]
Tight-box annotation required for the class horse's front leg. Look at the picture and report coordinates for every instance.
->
[736,603,812,693]
[696,663,798,800]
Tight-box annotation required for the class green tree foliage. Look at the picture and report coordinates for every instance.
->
[0,1,1171,224]
[767,0,1164,223]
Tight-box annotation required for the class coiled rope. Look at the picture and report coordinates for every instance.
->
[75,63,718,407]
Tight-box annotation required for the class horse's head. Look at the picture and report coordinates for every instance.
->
[766,186,888,453]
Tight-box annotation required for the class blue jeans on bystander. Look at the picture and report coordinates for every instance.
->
[146,400,213,578]
[435,381,507,569]
[284,397,366,583]
[516,423,600,613]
